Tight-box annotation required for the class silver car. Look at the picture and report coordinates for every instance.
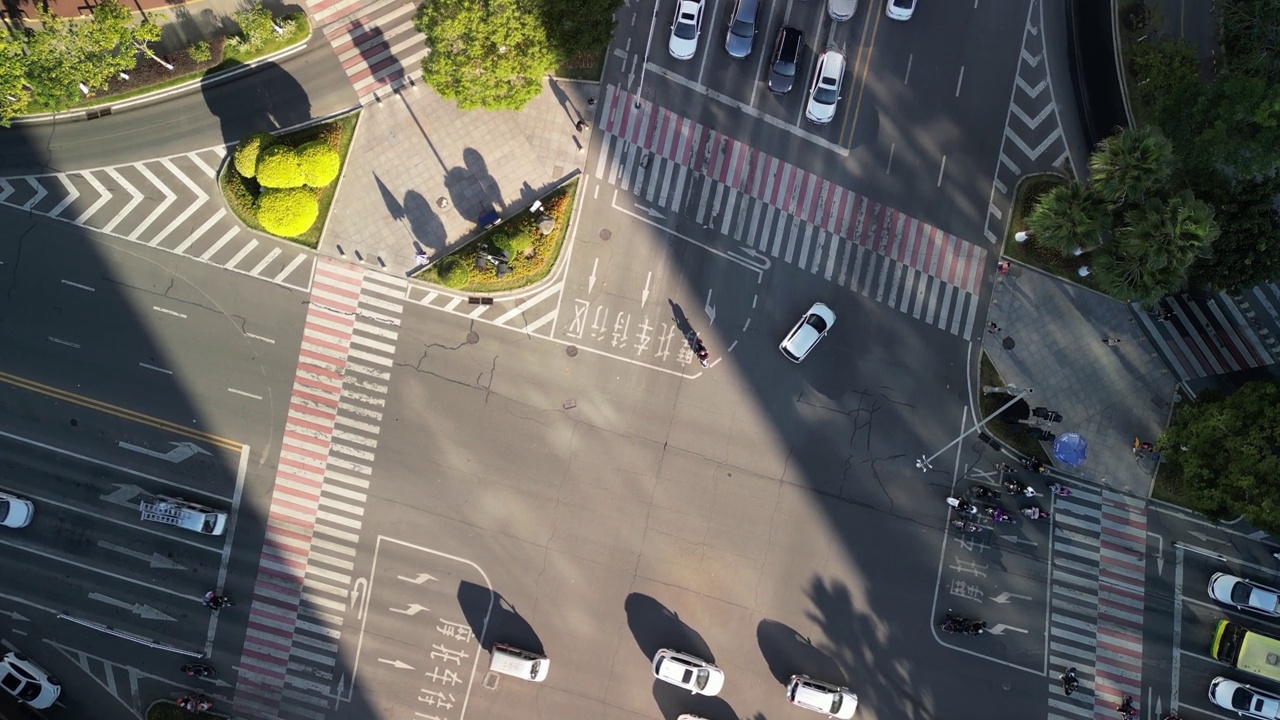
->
[780,302,836,362]
[0,492,33,528]
[805,51,846,125]
[828,0,857,21]
[0,652,61,709]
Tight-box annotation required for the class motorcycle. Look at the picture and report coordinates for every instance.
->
[203,591,233,610]
[1060,667,1079,696]
[946,497,978,515]
[1002,476,1037,497]
[175,695,214,713]
[939,614,986,636]
[1048,482,1072,497]
[180,663,215,679]
[1022,457,1049,474]
[1021,506,1050,521]
[985,507,1017,524]
[969,486,1001,501]
[1117,696,1137,720]
[693,337,710,368]
[950,519,980,534]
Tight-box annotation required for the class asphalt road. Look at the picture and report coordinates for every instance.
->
[0,31,358,175]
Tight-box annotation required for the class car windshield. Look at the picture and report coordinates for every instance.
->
[0,673,19,694]
[830,692,844,712]
[675,15,697,40]
[806,314,830,333]
[0,501,9,523]
[694,668,709,690]
[1231,687,1252,710]
[773,59,796,77]
[730,19,752,38]
[892,0,912,7]
[1232,583,1256,605]
[814,81,837,104]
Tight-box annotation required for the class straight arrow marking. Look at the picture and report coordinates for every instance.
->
[98,541,187,570]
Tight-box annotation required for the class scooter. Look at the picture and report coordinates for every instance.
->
[1021,506,1050,521]
[985,506,1017,524]
[939,614,986,636]
[1060,667,1079,696]
[693,337,710,368]
[1048,482,1072,497]
[950,519,981,533]
[1002,476,1038,497]
[202,591,233,609]
[969,486,1001,501]
[180,663,215,679]
[946,497,978,515]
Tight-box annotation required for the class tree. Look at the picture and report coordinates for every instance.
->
[1093,192,1218,305]
[1189,173,1280,293]
[535,0,623,64]
[0,38,30,127]
[24,0,161,110]
[1160,381,1280,532]
[1025,180,1107,254]
[1088,126,1176,205]
[415,0,557,111]
[233,2,279,51]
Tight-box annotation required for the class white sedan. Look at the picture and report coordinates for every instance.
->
[780,302,836,362]
[805,50,846,125]
[787,675,859,719]
[0,492,33,529]
[668,0,704,60]
[651,649,724,696]
[1209,572,1280,617]
[0,652,61,709]
[1210,677,1280,719]
[886,0,917,20]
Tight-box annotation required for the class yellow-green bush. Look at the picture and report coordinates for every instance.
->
[233,131,275,178]
[256,187,319,237]
[256,145,305,189]
[436,256,470,288]
[296,140,340,187]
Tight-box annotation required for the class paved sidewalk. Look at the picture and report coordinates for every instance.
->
[983,262,1177,497]
[321,77,594,277]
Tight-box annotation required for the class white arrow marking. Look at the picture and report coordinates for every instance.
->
[98,541,187,570]
[100,484,146,508]
[1248,529,1270,540]
[1187,531,1222,543]
[88,593,175,621]
[397,573,437,585]
[129,161,178,240]
[352,577,367,617]
[984,623,1028,636]
[999,535,1038,547]
[101,168,143,233]
[117,441,211,463]
[390,603,430,616]
[729,246,771,271]
[704,289,716,326]
[641,272,652,308]
[48,173,80,217]
[377,659,415,670]
[0,593,57,616]
[588,257,599,294]
[634,202,664,219]
[0,609,31,622]
[991,592,1033,604]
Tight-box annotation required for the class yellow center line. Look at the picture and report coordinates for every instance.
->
[0,370,242,451]
[842,7,886,147]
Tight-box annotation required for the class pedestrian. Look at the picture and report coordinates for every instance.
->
[415,251,431,266]
[1104,337,1121,346]
[997,260,1011,274]
[575,119,588,132]
[587,97,595,106]
[987,321,1002,334]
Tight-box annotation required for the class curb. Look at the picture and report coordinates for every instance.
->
[10,25,313,126]
[1109,0,1137,129]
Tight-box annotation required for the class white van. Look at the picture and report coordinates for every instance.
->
[489,644,549,682]
[139,496,228,536]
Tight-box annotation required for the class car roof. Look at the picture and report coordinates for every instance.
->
[819,50,846,77]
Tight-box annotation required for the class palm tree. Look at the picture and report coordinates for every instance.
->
[1088,126,1177,205]
[1092,192,1218,304]
[1025,180,1108,254]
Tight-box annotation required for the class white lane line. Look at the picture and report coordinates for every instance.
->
[225,239,259,269]
[152,306,187,319]
[955,65,965,97]
[274,253,309,283]
[73,172,111,225]
[245,333,275,344]
[250,247,282,275]
[905,54,913,85]
[139,363,173,375]
[937,155,947,187]
[886,143,895,174]
[228,388,263,400]
[47,337,80,348]
[129,162,178,241]
[200,227,238,260]
[101,167,143,233]
[61,280,95,291]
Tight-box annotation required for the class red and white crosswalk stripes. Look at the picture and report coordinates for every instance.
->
[299,0,429,102]
[234,259,405,720]
[1047,488,1146,720]
[596,83,986,298]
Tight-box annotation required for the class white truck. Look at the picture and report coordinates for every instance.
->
[139,496,228,536]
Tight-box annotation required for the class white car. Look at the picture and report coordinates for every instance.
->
[1209,572,1280,617]
[787,675,858,719]
[805,51,846,125]
[651,649,724,696]
[0,492,33,529]
[668,0,704,60]
[780,302,836,362]
[0,652,61,709]
[886,0,917,20]
[828,0,858,21]
[1210,676,1280,719]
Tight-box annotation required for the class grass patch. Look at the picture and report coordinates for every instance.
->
[978,353,1054,464]
[219,112,359,248]
[26,15,309,115]
[147,702,219,720]
[416,179,578,292]
[1002,174,1103,292]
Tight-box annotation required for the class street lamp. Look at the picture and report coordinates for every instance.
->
[634,2,660,109]
[916,389,1033,472]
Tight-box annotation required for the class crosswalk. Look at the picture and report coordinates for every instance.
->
[1134,285,1280,388]
[304,0,428,103]
[593,83,989,340]
[0,146,314,290]
[1046,487,1147,720]
[404,279,563,337]
[234,259,406,720]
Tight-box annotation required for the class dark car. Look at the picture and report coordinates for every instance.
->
[724,0,760,58]
[768,26,804,94]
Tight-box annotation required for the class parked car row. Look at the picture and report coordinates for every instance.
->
[653,648,858,718]
[1208,571,1280,718]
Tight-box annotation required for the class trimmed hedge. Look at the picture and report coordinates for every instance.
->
[436,256,470,288]
[256,187,319,238]
[233,131,275,178]
[296,140,340,188]
[256,144,305,189]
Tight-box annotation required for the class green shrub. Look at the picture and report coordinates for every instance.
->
[493,229,533,257]
[188,41,212,63]
[256,187,318,237]
[233,131,275,179]
[436,256,470,288]
[256,145,304,188]
[234,1,278,51]
[295,140,340,187]
[223,170,257,217]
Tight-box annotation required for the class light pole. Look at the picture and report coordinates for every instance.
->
[916,389,1033,472]
[634,2,659,109]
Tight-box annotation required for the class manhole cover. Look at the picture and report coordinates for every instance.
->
[563,399,577,410]
[1002,336,1016,350]
[482,672,499,690]
[599,228,611,241]
[437,197,450,209]
[466,331,479,345]
[566,346,579,357]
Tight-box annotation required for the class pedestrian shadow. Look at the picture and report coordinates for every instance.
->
[403,190,446,255]
[443,147,502,222]
[546,77,582,125]
[669,300,694,341]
